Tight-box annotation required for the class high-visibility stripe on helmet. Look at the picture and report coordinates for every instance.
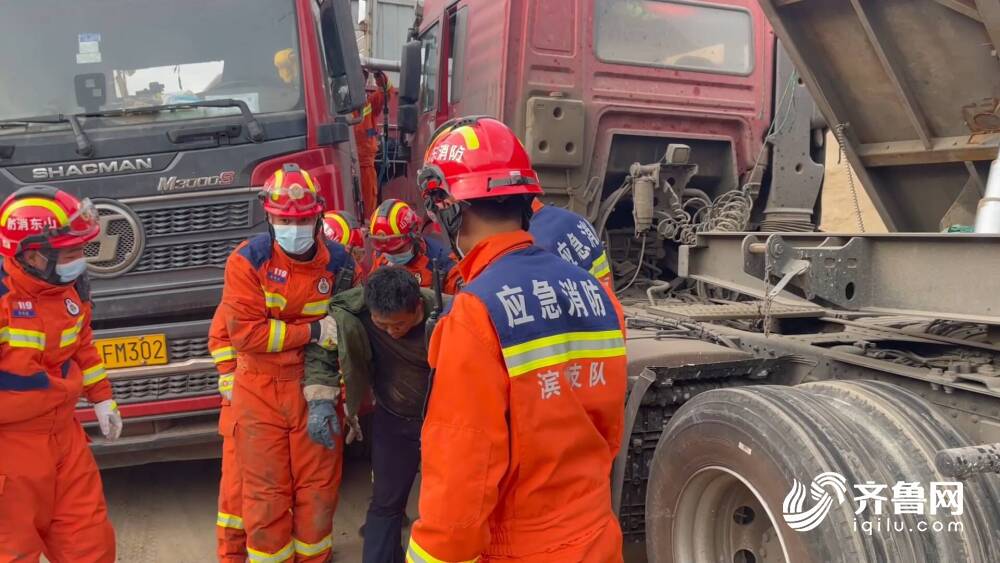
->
[211,346,237,364]
[270,169,286,200]
[1,197,70,226]
[60,317,84,348]
[301,169,317,193]
[405,538,479,563]
[327,213,351,246]
[216,511,244,530]
[302,299,330,317]
[263,289,288,310]
[293,535,332,557]
[0,327,46,350]
[501,329,626,377]
[388,201,406,235]
[453,125,481,150]
[266,319,288,353]
[82,363,108,386]
[247,541,294,562]
[589,251,611,280]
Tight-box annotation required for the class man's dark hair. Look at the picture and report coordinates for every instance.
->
[466,195,532,228]
[365,266,422,315]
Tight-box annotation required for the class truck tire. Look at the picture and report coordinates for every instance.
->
[801,380,1000,561]
[644,382,1000,563]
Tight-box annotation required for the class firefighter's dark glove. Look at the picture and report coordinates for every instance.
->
[307,400,341,450]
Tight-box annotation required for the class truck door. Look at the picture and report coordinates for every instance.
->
[412,3,469,162]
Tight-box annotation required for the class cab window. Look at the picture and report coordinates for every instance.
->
[419,22,441,112]
[594,0,753,75]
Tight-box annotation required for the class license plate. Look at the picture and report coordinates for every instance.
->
[95,334,169,369]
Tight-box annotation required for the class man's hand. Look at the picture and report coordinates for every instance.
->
[344,405,364,444]
[314,316,338,350]
[218,373,234,401]
[94,399,123,441]
[307,400,341,449]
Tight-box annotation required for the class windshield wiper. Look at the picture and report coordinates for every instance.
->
[81,98,265,143]
[0,114,94,156]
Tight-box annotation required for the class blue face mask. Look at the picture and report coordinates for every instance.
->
[273,224,316,255]
[56,258,88,283]
[385,249,415,265]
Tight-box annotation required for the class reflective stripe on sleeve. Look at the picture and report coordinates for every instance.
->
[362,103,372,117]
[82,363,108,386]
[247,541,294,563]
[263,289,288,310]
[0,327,46,350]
[211,346,237,364]
[60,318,84,348]
[266,320,288,353]
[501,330,626,377]
[301,299,330,316]
[589,251,611,280]
[293,535,332,557]
[405,538,479,563]
[216,512,244,530]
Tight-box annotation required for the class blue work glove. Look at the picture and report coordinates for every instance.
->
[307,400,341,449]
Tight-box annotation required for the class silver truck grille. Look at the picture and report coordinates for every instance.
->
[78,369,218,407]
[134,238,242,273]
[137,201,251,238]
[169,336,210,362]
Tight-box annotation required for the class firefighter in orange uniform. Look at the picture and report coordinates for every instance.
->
[529,199,613,290]
[208,309,245,563]
[323,210,368,283]
[0,186,121,563]
[410,117,627,562]
[369,199,462,293]
[219,163,351,562]
[356,69,392,216]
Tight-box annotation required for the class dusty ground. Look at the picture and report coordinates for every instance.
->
[101,456,410,562]
[820,132,886,233]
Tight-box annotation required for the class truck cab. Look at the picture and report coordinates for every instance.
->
[0,0,366,466]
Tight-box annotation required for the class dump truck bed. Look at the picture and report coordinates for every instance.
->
[759,0,1000,231]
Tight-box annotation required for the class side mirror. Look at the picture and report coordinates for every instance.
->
[74,73,107,114]
[319,0,366,115]
[398,103,419,135]
[399,40,422,105]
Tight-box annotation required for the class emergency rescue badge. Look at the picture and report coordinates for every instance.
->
[317,277,331,295]
[65,298,81,316]
[13,300,36,318]
[268,267,288,284]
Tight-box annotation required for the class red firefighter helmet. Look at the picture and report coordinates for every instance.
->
[259,163,324,218]
[0,186,100,257]
[322,210,364,248]
[369,199,420,253]
[417,116,542,203]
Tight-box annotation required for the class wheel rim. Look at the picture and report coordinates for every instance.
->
[673,466,790,563]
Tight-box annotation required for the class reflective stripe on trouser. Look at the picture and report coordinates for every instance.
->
[247,541,294,562]
[0,418,116,563]
[217,405,247,563]
[233,371,343,563]
[405,539,479,563]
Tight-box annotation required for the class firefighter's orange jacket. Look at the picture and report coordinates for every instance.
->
[354,88,388,165]
[0,257,111,425]
[371,236,463,294]
[529,199,613,290]
[220,234,355,378]
[408,231,627,562]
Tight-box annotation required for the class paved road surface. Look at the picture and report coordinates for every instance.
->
[103,456,405,562]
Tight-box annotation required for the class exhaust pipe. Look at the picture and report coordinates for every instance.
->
[974,147,1000,233]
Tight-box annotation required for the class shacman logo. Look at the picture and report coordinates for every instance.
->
[157,171,235,192]
[782,472,966,534]
[782,472,850,531]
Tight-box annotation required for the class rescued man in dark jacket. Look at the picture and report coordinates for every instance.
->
[304,265,450,563]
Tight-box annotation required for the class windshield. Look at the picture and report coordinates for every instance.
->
[0,0,303,132]
[595,0,753,75]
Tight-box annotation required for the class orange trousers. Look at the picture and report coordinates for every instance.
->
[483,515,623,563]
[359,163,378,219]
[233,370,343,562]
[0,417,116,563]
[217,403,246,563]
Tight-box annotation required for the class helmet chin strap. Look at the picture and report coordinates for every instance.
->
[16,247,63,285]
